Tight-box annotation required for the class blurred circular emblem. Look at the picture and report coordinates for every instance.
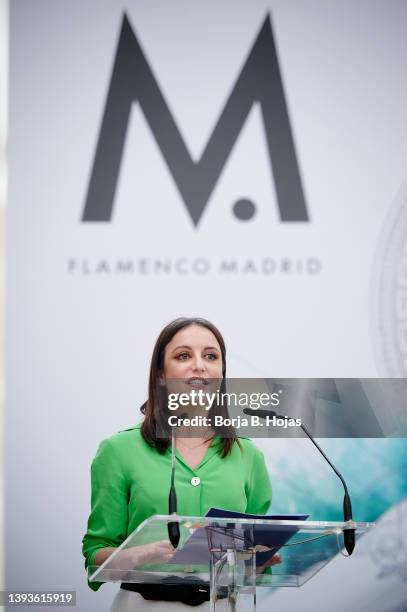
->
[373,181,407,375]
[369,497,407,581]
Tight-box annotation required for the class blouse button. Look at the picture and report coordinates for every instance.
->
[191,477,201,486]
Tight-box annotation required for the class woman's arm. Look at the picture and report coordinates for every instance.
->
[245,443,272,515]
[94,548,117,566]
[82,438,129,587]
[94,542,175,569]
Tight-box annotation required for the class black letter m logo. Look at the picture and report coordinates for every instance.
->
[82,14,309,226]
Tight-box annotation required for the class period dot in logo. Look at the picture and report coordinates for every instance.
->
[233,199,256,221]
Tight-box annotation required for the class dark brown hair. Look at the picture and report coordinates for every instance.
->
[140,317,240,457]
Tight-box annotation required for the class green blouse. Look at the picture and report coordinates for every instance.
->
[82,425,272,591]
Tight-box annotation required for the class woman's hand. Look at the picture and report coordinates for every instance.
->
[98,540,175,570]
[256,552,282,574]
[128,540,176,565]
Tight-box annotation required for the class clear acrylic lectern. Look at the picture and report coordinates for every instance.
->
[88,515,374,611]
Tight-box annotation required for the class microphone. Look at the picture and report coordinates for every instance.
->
[243,408,355,555]
[168,422,180,548]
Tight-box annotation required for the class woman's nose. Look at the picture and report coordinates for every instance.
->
[191,355,205,372]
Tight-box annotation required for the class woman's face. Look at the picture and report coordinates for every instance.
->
[162,324,223,386]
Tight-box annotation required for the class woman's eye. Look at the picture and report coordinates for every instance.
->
[177,352,189,360]
[205,353,218,361]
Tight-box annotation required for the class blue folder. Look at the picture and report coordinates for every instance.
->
[169,508,309,566]
[205,507,309,565]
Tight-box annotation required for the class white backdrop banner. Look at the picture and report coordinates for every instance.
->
[7,1,407,611]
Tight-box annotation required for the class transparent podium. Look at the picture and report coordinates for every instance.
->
[88,514,374,611]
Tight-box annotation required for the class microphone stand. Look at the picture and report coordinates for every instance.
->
[243,408,355,554]
[298,420,355,554]
[167,424,180,548]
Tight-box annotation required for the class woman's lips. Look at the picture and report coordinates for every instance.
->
[186,377,209,386]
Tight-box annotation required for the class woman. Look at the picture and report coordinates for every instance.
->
[82,317,275,610]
